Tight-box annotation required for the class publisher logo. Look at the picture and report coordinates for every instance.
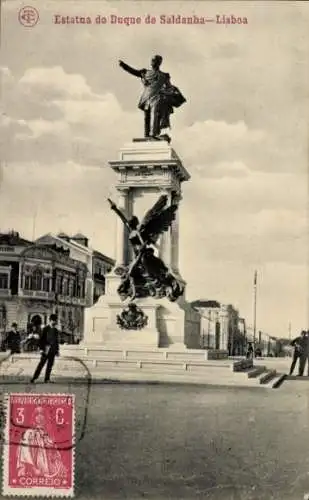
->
[18,6,39,27]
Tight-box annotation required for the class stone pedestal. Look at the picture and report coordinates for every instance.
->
[83,138,201,350]
[84,272,157,347]
[84,272,201,349]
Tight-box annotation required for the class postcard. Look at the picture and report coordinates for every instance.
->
[0,1,308,499]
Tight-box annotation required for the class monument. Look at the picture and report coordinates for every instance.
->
[83,56,201,349]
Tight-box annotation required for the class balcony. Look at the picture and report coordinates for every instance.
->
[19,289,55,300]
[56,295,86,306]
[71,297,86,306]
[70,297,86,306]
[0,289,11,297]
[56,294,71,304]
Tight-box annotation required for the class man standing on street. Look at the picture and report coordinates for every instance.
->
[301,330,309,377]
[6,322,21,354]
[289,330,307,376]
[30,314,59,384]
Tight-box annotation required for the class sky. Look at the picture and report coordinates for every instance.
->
[0,0,308,338]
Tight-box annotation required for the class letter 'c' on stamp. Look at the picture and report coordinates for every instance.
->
[2,393,75,497]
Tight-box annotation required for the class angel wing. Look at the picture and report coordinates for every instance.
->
[139,195,178,245]
[139,195,168,229]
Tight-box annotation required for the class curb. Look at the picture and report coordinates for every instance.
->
[0,374,274,391]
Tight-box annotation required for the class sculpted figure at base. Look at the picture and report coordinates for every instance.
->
[108,194,184,302]
[119,55,186,140]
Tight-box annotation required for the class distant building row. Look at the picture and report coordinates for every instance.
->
[191,299,247,355]
[0,231,114,338]
[191,299,278,356]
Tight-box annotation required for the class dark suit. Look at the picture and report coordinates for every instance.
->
[299,335,309,376]
[32,325,59,382]
[6,330,21,354]
[290,335,306,375]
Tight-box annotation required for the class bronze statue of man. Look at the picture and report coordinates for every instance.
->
[119,55,186,140]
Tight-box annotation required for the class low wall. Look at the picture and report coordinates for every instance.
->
[233,358,253,372]
[205,350,229,360]
[3,353,233,377]
[61,345,231,363]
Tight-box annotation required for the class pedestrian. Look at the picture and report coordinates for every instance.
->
[255,347,262,358]
[6,322,21,354]
[301,330,309,376]
[289,330,307,376]
[30,314,59,384]
[246,342,254,359]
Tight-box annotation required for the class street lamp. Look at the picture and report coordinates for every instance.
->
[207,310,211,348]
[253,270,257,355]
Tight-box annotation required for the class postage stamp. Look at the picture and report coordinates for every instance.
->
[2,393,75,497]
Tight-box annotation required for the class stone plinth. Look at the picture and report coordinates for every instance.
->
[84,273,201,349]
[84,272,159,348]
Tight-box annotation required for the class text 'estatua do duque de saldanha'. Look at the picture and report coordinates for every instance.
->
[53,14,249,26]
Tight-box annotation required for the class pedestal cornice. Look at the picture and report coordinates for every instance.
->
[109,159,190,183]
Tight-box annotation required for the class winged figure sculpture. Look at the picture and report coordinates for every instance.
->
[108,194,184,302]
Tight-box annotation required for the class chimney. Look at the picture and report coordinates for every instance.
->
[71,233,89,247]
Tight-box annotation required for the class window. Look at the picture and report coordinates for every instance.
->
[32,269,43,291]
[68,278,73,297]
[74,277,80,297]
[42,277,50,292]
[0,273,8,289]
[0,304,6,328]
[62,278,69,296]
[24,275,31,290]
[55,274,62,294]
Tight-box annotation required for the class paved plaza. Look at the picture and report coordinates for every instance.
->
[0,380,309,500]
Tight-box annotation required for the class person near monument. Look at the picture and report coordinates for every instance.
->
[6,322,21,354]
[119,55,186,139]
[305,330,309,376]
[246,342,254,359]
[30,314,60,383]
[289,330,307,376]
[298,330,309,376]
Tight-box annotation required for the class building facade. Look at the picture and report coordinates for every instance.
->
[36,233,114,306]
[191,299,246,355]
[0,231,114,341]
[0,232,87,337]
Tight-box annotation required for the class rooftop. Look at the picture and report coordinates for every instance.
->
[93,249,115,265]
[72,233,88,239]
[0,231,32,247]
[191,299,221,309]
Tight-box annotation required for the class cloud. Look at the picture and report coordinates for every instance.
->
[1,66,141,164]
[1,0,308,338]
[174,120,265,173]
[19,66,93,99]
[20,119,70,138]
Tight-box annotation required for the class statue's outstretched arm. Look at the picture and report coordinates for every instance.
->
[108,198,130,229]
[119,60,143,78]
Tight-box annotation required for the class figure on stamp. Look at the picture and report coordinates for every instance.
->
[108,194,184,302]
[119,55,186,140]
[16,406,67,478]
